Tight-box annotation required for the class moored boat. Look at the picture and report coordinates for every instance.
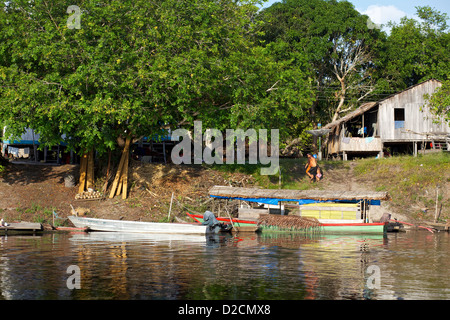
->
[68,216,225,235]
[186,211,386,234]
[206,186,389,234]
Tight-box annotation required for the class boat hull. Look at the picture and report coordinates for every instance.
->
[68,216,209,235]
[320,222,386,234]
[186,213,386,234]
[258,222,386,234]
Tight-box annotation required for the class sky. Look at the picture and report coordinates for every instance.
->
[261,0,450,30]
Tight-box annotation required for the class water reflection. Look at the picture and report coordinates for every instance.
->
[0,231,448,300]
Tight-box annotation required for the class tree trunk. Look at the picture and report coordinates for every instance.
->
[332,78,346,122]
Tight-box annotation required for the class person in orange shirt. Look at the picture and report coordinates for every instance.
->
[305,153,322,182]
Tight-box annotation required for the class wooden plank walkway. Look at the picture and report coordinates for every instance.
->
[209,186,391,202]
[0,222,43,234]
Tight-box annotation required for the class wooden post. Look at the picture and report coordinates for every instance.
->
[116,172,123,196]
[122,151,129,199]
[78,153,88,194]
[86,150,94,189]
[163,141,166,164]
[435,186,439,223]
[109,154,125,198]
[362,113,365,138]
[278,167,281,189]
[109,135,132,199]
[168,192,174,220]
[105,150,112,180]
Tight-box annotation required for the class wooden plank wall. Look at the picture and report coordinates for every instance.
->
[378,80,449,141]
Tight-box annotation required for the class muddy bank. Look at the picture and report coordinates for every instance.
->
[0,161,255,226]
[0,155,447,228]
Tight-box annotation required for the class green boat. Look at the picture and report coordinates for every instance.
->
[186,212,386,234]
[205,186,390,234]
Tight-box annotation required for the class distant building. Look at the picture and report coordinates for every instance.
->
[324,79,450,160]
[1,126,176,164]
[1,127,70,163]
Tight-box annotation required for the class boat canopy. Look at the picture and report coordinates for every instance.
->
[208,186,390,206]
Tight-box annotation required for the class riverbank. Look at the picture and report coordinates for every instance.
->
[0,153,448,228]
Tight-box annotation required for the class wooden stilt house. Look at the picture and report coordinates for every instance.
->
[324,79,450,160]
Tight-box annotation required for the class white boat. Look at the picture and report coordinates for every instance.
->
[69,231,207,244]
[68,216,212,235]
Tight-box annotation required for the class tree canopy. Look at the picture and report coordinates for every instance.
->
[0,0,448,158]
[258,0,386,123]
[380,6,450,89]
[0,0,314,155]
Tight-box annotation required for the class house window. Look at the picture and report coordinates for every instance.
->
[394,108,405,129]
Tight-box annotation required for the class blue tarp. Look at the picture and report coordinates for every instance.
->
[210,195,381,206]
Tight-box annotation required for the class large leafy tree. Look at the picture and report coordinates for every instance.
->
[424,80,450,123]
[259,0,386,124]
[0,0,314,157]
[381,6,450,89]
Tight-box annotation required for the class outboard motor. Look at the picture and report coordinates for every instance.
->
[202,211,231,233]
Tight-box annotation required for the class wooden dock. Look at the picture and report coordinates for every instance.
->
[0,222,43,235]
[209,186,391,202]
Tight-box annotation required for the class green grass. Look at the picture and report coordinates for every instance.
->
[354,152,450,186]
[354,152,450,221]
[14,202,58,224]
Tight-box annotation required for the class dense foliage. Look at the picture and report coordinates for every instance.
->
[0,0,448,156]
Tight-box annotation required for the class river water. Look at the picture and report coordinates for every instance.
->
[0,230,448,300]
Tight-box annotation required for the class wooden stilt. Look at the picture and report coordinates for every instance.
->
[122,151,129,199]
[116,173,123,196]
[86,150,94,189]
[109,135,132,199]
[78,153,88,194]
[109,153,125,198]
